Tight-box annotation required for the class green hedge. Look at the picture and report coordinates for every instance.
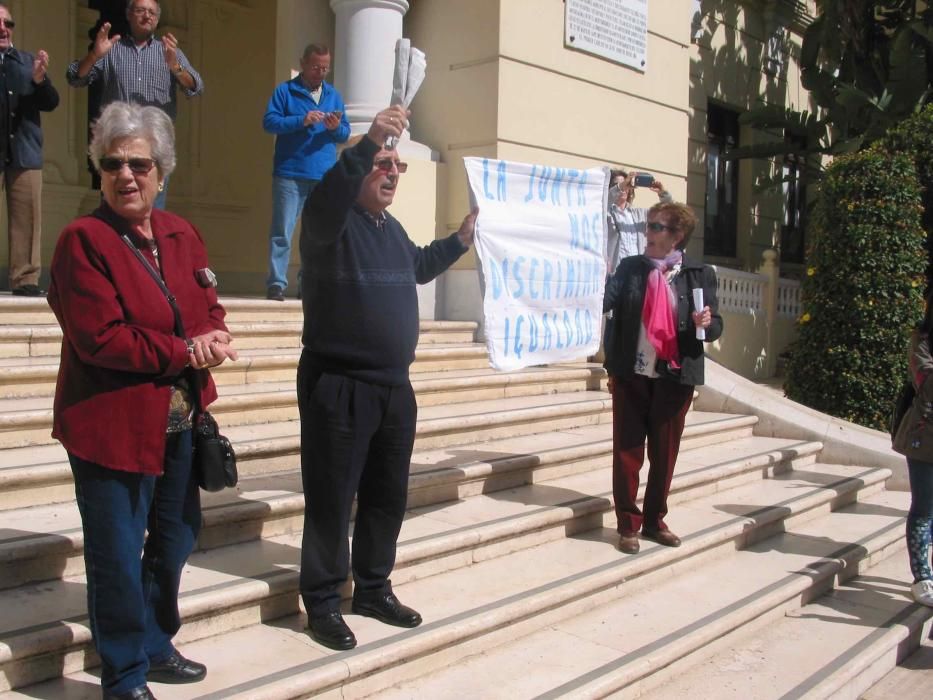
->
[784,147,925,429]
[876,103,933,281]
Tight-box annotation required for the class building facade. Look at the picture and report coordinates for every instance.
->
[3,0,816,376]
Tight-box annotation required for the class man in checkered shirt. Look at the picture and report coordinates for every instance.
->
[66,0,203,209]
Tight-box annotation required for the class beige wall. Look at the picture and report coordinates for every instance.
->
[689,0,815,270]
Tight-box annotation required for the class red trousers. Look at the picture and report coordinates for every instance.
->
[611,374,694,534]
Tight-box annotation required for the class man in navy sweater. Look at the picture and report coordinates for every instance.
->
[298,105,477,650]
[262,44,350,301]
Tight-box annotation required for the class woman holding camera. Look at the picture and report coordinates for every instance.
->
[606,169,672,272]
[47,102,237,699]
[603,202,722,554]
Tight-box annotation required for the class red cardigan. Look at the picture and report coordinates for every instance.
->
[47,207,228,475]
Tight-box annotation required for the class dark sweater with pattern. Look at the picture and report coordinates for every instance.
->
[299,137,467,385]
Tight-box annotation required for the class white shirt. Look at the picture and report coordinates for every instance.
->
[605,191,674,273]
[633,263,681,378]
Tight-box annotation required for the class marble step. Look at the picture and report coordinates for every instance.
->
[376,488,911,700]
[634,533,931,700]
[0,297,305,326]
[0,458,898,697]
[0,316,477,362]
[0,343,490,399]
[862,634,933,700]
[0,411,769,589]
[0,364,606,449]
[0,388,647,511]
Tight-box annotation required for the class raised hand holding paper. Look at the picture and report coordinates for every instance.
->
[387,39,426,149]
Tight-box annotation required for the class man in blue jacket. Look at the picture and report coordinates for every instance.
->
[263,43,350,301]
[0,2,59,297]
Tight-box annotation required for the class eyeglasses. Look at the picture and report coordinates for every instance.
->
[99,157,158,174]
[130,7,159,17]
[374,158,408,174]
[306,64,330,73]
[0,19,15,29]
[646,221,677,233]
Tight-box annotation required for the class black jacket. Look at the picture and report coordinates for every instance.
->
[0,49,59,170]
[299,136,467,386]
[603,254,723,386]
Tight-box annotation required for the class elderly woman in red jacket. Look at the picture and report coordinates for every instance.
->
[47,102,237,700]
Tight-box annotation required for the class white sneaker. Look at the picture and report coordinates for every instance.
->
[911,579,933,607]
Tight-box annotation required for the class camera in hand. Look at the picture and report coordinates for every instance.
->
[634,173,654,187]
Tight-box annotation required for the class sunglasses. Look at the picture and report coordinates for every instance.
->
[99,157,158,174]
[646,221,677,233]
[0,19,15,29]
[374,158,408,174]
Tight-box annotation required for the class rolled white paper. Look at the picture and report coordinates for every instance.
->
[386,40,426,149]
[692,287,705,340]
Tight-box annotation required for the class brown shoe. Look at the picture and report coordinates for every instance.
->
[642,527,681,547]
[617,532,640,554]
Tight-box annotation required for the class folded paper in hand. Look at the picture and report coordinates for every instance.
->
[386,38,426,149]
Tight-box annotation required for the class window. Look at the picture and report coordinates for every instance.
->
[780,133,807,264]
[704,104,739,258]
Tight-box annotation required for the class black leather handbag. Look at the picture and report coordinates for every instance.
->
[98,211,239,492]
[192,411,238,492]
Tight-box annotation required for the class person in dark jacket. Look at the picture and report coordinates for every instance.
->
[0,2,59,296]
[603,201,722,554]
[48,102,237,700]
[298,105,477,651]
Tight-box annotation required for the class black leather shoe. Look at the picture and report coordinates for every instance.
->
[266,285,285,301]
[102,686,156,699]
[11,284,45,297]
[308,611,357,650]
[352,591,422,628]
[642,527,682,548]
[146,650,206,684]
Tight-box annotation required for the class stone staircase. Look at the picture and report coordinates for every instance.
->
[0,295,929,699]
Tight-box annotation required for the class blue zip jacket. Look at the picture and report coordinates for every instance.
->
[263,77,350,181]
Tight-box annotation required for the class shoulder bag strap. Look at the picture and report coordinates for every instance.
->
[92,210,186,339]
[91,209,207,414]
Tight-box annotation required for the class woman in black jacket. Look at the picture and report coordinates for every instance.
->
[603,202,723,554]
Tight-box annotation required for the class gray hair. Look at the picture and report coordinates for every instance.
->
[89,102,176,178]
[126,0,160,14]
[302,43,330,61]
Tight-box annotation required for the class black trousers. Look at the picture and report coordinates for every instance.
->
[297,350,418,617]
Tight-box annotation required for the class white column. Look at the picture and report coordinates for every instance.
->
[330,0,435,159]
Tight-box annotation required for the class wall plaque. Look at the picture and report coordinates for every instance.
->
[565,0,648,71]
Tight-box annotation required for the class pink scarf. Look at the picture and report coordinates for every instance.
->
[642,251,683,368]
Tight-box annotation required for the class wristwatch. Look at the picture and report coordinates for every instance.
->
[185,338,195,365]
[172,65,184,76]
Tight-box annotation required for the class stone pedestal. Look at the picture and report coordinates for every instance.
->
[329,0,435,160]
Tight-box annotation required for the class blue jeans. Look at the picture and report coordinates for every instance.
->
[907,458,933,582]
[153,173,170,210]
[70,430,201,694]
[266,176,318,291]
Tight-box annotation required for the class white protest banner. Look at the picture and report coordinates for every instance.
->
[464,157,609,372]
